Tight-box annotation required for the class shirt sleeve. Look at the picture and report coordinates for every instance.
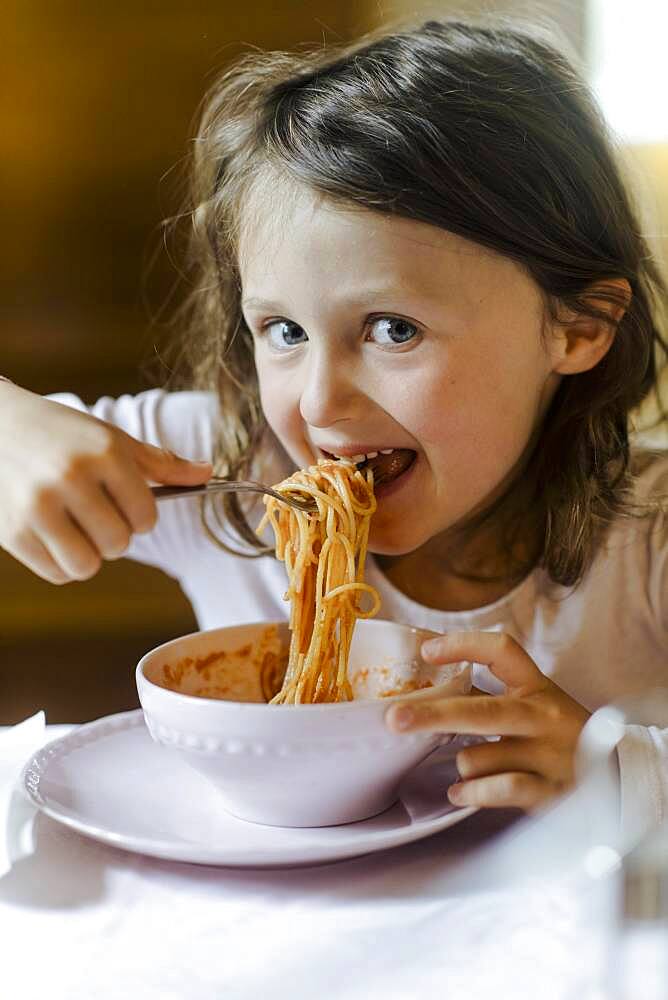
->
[46,389,219,578]
[637,451,668,636]
[649,509,668,637]
[613,454,668,844]
[616,724,668,845]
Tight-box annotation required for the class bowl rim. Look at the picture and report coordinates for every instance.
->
[136,618,470,713]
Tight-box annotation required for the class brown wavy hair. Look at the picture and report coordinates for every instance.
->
[163,15,668,587]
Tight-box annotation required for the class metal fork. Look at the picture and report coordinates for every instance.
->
[151,478,318,513]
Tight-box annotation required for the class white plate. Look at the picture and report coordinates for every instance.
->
[21,710,477,868]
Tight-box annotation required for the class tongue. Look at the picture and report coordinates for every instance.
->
[365,449,415,485]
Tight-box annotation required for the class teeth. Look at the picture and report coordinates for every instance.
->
[329,448,395,462]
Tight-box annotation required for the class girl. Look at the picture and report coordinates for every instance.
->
[1,17,666,837]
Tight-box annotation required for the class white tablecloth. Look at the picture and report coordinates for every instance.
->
[0,720,623,1000]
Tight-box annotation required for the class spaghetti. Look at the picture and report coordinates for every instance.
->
[258,458,381,704]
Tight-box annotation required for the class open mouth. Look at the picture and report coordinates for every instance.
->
[321,448,417,487]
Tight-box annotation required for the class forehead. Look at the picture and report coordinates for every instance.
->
[238,179,486,284]
[237,175,536,313]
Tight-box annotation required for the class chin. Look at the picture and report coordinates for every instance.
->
[367,525,432,558]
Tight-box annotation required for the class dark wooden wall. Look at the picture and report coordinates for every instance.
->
[1,3,363,723]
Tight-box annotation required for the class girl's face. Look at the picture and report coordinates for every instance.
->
[239,187,563,555]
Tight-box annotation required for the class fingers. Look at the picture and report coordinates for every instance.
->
[386,692,545,737]
[2,529,69,585]
[388,632,586,814]
[33,462,160,577]
[100,461,157,535]
[456,736,564,784]
[0,387,213,588]
[131,438,212,486]
[22,473,151,583]
[32,502,101,581]
[65,482,133,559]
[447,771,556,812]
[421,631,546,693]
[18,436,211,583]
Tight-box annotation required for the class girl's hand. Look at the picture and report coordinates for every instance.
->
[385,631,590,812]
[0,381,212,584]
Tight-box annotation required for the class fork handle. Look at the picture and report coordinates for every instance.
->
[150,480,316,513]
[151,480,262,501]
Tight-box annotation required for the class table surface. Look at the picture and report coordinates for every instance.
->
[0,724,621,1000]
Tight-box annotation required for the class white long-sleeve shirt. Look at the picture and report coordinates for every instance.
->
[50,388,668,841]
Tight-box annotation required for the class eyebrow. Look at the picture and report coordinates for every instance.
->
[241,297,284,312]
[241,288,428,313]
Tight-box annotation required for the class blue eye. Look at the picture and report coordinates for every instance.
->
[367,317,419,347]
[265,320,308,350]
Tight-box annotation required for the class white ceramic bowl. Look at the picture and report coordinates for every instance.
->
[136,619,471,827]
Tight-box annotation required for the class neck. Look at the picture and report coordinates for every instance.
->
[377,470,544,613]
[377,531,537,612]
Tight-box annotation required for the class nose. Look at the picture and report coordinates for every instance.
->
[298,345,362,428]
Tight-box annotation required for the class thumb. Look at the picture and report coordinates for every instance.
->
[132,439,213,485]
[421,631,545,693]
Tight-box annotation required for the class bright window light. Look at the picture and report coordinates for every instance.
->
[587,0,668,142]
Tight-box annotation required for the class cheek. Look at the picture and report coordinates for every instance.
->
[257,371,282,432]
[257,367,305,456]
[407,349,549,467]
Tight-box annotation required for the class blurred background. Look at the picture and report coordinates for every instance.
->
[2,0,667,723]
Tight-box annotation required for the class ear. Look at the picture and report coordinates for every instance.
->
[549,278,632,375]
